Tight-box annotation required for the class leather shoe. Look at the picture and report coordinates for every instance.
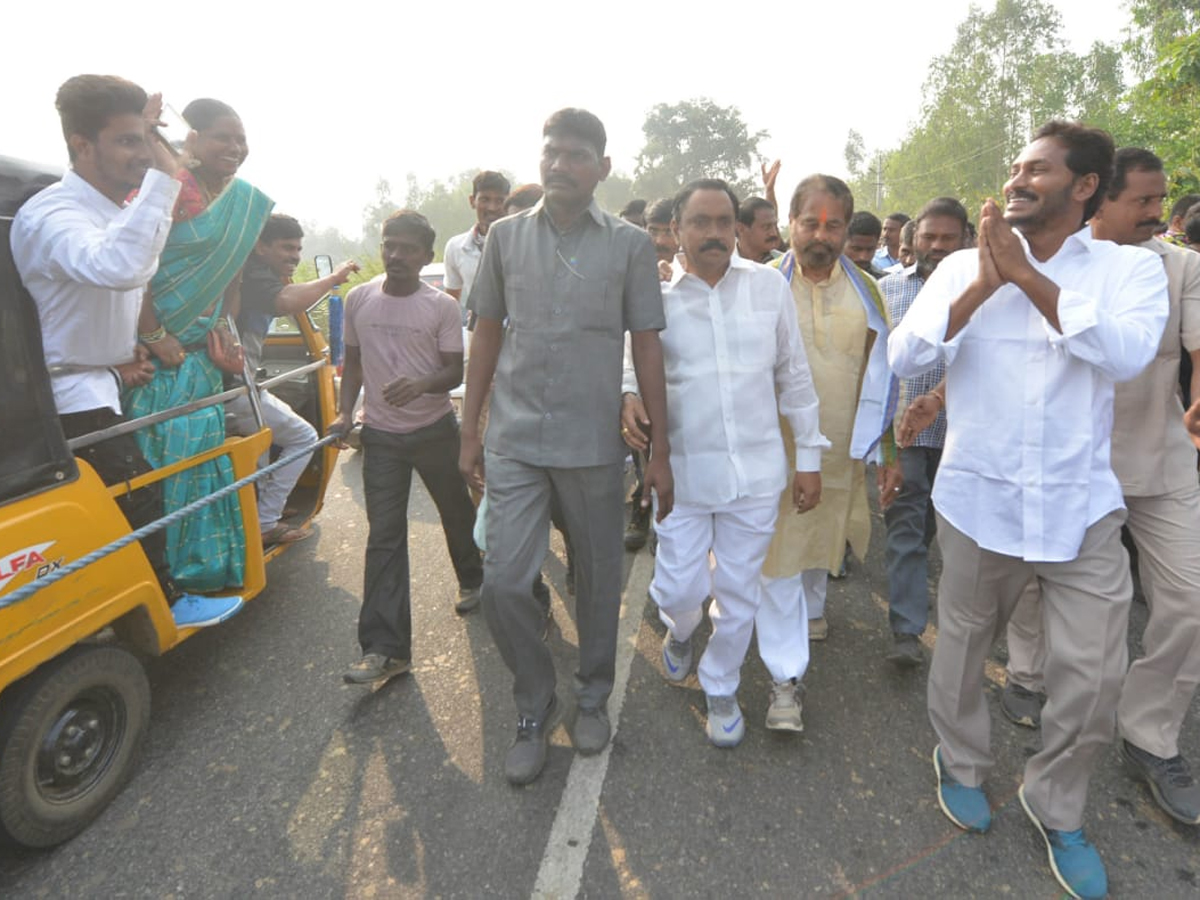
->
[571,705,611,756]
[504,695,561,785]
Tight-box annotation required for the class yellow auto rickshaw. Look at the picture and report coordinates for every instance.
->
[0,179,340,849]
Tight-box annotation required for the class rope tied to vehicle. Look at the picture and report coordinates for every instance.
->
[0,434,340,610]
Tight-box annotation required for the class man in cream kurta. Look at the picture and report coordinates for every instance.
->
[762,175,901,646]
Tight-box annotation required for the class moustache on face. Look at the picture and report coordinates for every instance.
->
[1138,218,1164,230]
[1007,190,1038,202]
[801,240,835,257]
[699,239,729,253]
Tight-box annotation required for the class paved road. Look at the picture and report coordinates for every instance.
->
[1,452,1198,898]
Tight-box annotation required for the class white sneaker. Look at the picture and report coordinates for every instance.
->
[661,632,693,683]
[765,679,804,732]
[705,694,744,747]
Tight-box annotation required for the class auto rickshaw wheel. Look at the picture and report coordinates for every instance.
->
[0,645,150,848]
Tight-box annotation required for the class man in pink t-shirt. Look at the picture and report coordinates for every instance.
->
[331,210,484,684]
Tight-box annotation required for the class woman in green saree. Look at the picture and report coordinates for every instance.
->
[125,98,274,592]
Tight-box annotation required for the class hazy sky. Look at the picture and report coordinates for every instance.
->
[5,1,1131,235]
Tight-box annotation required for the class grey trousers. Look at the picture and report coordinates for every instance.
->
[929,511,1131,832]
[482,450,625,720]
[1007,484,1200,758]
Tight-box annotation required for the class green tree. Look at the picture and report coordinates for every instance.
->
[633,98,768,200]
[851,0,1124,218]
[1122,1,1200,194]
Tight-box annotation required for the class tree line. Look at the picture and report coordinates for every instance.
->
[300,0,1198,276]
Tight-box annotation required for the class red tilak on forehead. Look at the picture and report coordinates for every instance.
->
[819,207,828,225]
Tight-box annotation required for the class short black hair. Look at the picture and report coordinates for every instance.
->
[55,75,148,160]
[1185,204,1200,244]
[848,211,883,239]
[738,196,775,227]
[505,183,543,212]
[1107,147,1163,200]
[789,174,854,221]
[900,219,917,245]
[382,209,435,251]
[619,198,647,220]
[473,170,510,197]
[915,196,970,231]
[260,214,304,244]
[182,98,239,131]
[673,179,740,224]
[884,213,910,226]
[1031,119,1115,221]
[543,108,607,157]
[645,197,674,226]
[1170,193,1200,223]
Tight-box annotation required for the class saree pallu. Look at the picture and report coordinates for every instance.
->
[125,178,274,591]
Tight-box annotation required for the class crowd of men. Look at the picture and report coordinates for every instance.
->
[14,72,1200,900]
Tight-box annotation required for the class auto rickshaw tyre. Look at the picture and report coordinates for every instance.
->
[0,645,150,849]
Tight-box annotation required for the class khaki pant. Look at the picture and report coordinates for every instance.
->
[1007,485,1200,758]
[929,511,1131,832]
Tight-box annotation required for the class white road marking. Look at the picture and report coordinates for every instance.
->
[531,550,655,900]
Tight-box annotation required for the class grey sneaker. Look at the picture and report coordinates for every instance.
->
[1121,740,1200,824]
[808,617,829,642]
[705,694,744,748]
[765,679,804,732]
[661,632,693,683]
[343,653,410,684]
[571,705,611,756]
[887,633,924,668]
[505,695,561,785]
[1000,681,1045,729]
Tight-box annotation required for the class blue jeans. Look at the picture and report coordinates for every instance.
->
[884,446,941,635]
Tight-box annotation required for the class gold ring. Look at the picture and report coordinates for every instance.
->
[621,427,629,434]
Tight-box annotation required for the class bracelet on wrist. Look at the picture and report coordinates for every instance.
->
[139,326,167,344]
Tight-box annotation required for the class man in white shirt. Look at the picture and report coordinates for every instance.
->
[1000,147,1200,827]
[620,179,827,746]
[10,74,244,629]
[888,121,1168,900]
[443,171,510,324]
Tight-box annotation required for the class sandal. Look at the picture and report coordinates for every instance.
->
[262,523,312,545]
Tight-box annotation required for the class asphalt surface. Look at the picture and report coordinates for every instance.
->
[1,451,1198,899]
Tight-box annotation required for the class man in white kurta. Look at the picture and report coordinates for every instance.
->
[889,123,1167,900]
[621,181,827,747]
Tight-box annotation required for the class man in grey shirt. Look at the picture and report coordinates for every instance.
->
[460,108,673,785]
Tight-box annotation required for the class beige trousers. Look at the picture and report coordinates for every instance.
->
[929,511,1131,832]
[1006,484,1200,758]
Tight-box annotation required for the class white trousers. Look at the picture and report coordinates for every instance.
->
[759,571,821,683]
[765,568,829,619]
[228,389,317,529]
[650,497,795,695]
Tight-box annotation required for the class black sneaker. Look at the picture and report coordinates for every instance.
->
[624,503,651,551]
[999,681,1045,729]
[1121,739,1200,824]
[505,695,561,785]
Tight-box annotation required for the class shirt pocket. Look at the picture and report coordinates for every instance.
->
[735,312,777,367]
[575,269,624,334]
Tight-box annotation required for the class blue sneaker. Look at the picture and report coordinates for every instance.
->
[933,744,991,832]
[1020,785,1108,900]
[172,593,244,629]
